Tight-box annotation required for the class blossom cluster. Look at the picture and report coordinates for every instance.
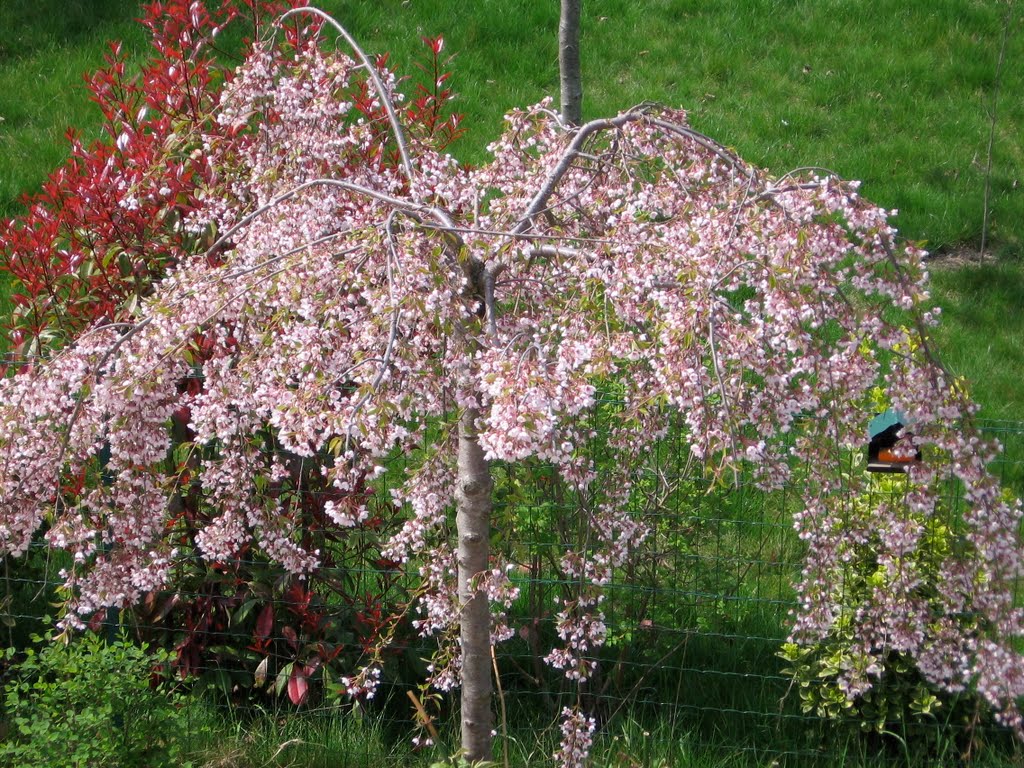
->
[554,707,597,768]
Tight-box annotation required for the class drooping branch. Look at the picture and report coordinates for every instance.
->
[513,107,754,236]
[279,6,415,180]
[202,177,447,259]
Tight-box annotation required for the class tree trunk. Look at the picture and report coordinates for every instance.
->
[559,0,583,126]
[455,406,494,762]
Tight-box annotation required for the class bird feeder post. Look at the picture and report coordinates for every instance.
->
[867,409,921,473]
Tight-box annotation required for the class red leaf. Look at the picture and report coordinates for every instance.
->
[422,35,444,54]
[281,624,299,649]
[86,610,105,632]
[255,603,274,641]
[287,665,309,705]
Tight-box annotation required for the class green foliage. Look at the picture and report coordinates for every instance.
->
[0,545,72,651]
[779,639,944,732]
[0,629,202,768]
[778,474,960,735]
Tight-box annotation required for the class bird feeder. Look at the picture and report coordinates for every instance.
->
[867,409,920,473]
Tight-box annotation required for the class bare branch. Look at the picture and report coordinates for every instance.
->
[527,244,584,261]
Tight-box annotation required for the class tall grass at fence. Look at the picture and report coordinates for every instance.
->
[184,709,1023,768]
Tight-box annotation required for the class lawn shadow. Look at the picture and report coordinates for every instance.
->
[0,0,139,62]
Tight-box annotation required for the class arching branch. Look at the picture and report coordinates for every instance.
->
[513,107,755,236]
[279,6,415,180]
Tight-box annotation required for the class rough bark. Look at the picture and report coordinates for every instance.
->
[559,0,583,126]
[455,406,495,763]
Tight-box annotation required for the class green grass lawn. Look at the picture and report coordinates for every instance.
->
[0,0,147,219]
[931,260,1024,420]
[1,1,1022,419]
[2,0,1022,251]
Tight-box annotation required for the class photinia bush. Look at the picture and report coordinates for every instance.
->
[0,0,459,703]
[0,6,1022,765]
[2,1,288,353]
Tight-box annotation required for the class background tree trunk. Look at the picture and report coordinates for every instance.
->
[559,0,583,125]
[455,406,495,762]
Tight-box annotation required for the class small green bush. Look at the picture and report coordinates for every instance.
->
[778,473,960,736]
[0,628,199,768]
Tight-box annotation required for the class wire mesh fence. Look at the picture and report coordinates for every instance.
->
[0,354,1022,767]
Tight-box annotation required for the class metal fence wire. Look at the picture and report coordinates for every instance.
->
[0,350,1022,766]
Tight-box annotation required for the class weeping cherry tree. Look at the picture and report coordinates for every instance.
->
[0,6,1022,765]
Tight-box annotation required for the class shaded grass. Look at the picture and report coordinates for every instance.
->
[930,261,1024,420]
[0,0,140,61]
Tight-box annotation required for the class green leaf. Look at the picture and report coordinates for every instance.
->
[232,598,259,627]
[275,661,294,697]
